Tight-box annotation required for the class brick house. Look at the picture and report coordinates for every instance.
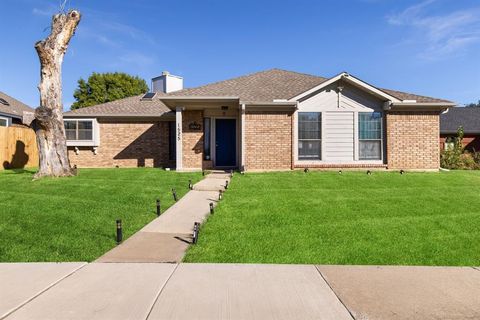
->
[63,69,455,171]
[440,107,480,152]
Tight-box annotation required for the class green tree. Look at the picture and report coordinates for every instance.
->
[71,72,149,110]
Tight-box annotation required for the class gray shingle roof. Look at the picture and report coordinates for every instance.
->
[167,69,328,102]
[64,94,172,117]
[64,68,453,116]
[440,107,480,134]
[380,88,451,103]
[0,91,33,118]
[169,69,453,103]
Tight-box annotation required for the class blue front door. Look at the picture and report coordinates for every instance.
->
[215,119,236,167]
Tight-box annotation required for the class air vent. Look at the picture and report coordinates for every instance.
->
[0,98,10,106]
[141,92,156,101]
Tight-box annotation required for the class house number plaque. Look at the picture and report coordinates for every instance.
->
[189,121,202,131]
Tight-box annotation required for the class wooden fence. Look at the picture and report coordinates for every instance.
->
[0,126,39,170]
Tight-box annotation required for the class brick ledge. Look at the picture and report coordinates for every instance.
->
[294,164,388,169]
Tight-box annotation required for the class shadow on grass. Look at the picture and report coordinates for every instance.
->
[1,168,37,175]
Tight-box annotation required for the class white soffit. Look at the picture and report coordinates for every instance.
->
[289,72,402,103]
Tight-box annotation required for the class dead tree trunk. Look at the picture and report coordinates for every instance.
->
[34,10,81,178]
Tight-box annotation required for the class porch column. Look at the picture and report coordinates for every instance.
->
[240,104,246,171]
[292,109,298,167]
[175,106,183,171]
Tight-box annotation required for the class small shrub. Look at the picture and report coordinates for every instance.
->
[440,127,464,169]
[441,126,480,170]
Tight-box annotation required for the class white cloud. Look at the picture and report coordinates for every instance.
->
[118,52,155,69]
[387,0,480,59]
[99,21,157,46]
[32,5,57,16]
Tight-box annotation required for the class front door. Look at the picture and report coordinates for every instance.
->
[215,119,236,167]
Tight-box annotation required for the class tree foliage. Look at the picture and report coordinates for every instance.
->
[71,72,149,110]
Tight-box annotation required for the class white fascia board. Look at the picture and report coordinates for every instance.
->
[243,101,297,106]
[289,72,402,103]
[289,73,345,101]
[390,102,456,107]
[342,74,401,102]
[63,114,173,119]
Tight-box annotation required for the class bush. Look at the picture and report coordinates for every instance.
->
[441,126,480,170]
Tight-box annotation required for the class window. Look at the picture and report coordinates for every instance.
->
[0,117,7,127]
[64,120,93,141]
[298,112,321,160]
[358,112,382,160]
[168,121,176,161]
[203,118,211,160]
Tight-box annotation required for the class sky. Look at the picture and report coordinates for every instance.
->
[0,0,479,110]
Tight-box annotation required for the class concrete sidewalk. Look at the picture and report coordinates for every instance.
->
[2,263,480,320]
[97,172,229,263]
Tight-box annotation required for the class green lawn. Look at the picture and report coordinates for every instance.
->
[0,168,201,262]
[184,170,480,266]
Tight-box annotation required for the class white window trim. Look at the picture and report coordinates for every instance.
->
[295,110,385,164]
[297,111,322,161]
[358,112,384,161]
[64,118,100,147]
[0,116,9,127]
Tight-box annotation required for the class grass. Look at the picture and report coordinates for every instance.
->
[0,168,201,262]
[184,170,480,266]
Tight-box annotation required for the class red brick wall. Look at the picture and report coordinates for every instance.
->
[182,110,204,169]
[386,111,440,169]
[440,135,480,152]
[245,110,293,170]
[68,120,173,168]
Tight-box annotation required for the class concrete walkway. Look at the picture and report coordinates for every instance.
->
[97,172,231,263]
[2,263,480,320]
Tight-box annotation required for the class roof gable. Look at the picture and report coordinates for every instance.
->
[289,72,402,103]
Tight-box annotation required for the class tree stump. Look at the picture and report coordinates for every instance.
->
[34,10,81,178]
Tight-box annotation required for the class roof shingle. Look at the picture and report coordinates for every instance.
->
[440,107,480,134]
[0,91,33,118]
[64,68,453,116]
[64,94,171,116]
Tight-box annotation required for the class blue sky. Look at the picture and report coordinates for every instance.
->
[1,0,479,110]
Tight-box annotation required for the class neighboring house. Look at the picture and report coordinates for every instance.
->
[440,107,480,152]
[63,69,455,171]
[0,91,34,127]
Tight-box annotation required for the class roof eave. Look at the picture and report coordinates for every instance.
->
[441,130,480,135]
[63,113,173,119]
[0,111,22,119]
[243,101,297,107]
[159,96,240,109]
[387,102,456,112]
